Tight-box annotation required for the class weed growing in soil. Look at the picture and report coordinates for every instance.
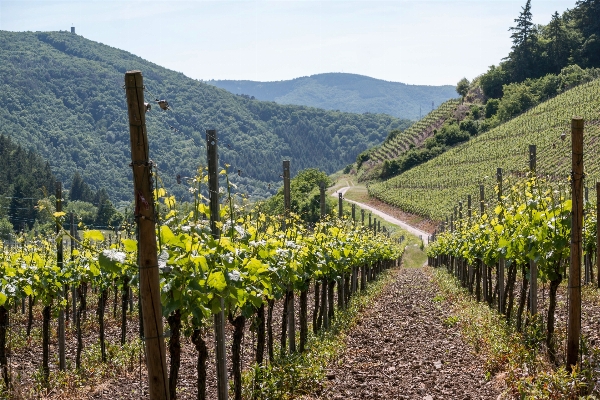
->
[432,268,600,399]
[241,268,397,400]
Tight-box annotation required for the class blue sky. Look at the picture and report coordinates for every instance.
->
[0,0,576,85]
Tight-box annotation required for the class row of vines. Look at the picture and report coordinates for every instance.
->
[426,162,600,398]
[0,168,404,399]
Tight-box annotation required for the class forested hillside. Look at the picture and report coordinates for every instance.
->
[0,31,411,204]
[0,135,55,235]
[210,73,457,120]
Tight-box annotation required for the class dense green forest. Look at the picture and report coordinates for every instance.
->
[210,73,457,120]
[0,135,123,235]
[0,31,411,206]
[0,135,55,236]
[478,0,600,99]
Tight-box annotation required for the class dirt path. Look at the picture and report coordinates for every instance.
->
[318,266,501,400]
[333,187,430,244]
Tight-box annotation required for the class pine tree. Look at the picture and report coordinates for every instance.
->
[545,12,571,74]
[507,0,539,81]
[509,0,534,48]
[70,172,94,203]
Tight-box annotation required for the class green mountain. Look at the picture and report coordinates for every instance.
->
[0,31,411,205]
[209,73,458,120]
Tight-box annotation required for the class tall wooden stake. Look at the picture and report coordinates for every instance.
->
[124,71,170,400]
[70,212,77,321]
[529,145,538,315]
[497,168,505,314]
[283,160,296,354]
[567,117,584,371]
[597,182,600,289]
[319,183,326,218]
[206,129,228,399]
[351,203,356,223]
[338,193,343,218]
[56,183,66,371]
[529,144,536,173]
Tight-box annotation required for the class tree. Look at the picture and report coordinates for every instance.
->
[456,78,470,99]
[480,65,509,99]
[0,218,13,241]
[70,172,94,203]
[543,12,573,74]
[64,200,97,226]
[507,0,539,81]
[95,196,121,227]
[510,0,534,48]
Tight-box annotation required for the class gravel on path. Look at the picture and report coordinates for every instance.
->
[317,266,502,400]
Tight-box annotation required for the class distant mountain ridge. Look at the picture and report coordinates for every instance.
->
[209,73,458,120]
[0,31,411,204]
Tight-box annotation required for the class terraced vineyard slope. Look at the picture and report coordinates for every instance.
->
[358,98,460,181]
[368,78,600,221]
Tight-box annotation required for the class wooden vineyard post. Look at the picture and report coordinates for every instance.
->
[206,129,228,399]
[318,185,329,330]
[529,145,538,316]
[338,192,343,218]
[361,209,365,225]
[583,186,592,285]
[497,168,505,315]
[320,183,326,218]
[450,215,454,275]
[352,203,356,223]
[124,71,170,400]
[567,117,584,371]
[529,144,536,173]
[283,160,296,354]
[480,185,488,303]
[597,182,600,289]
[458,202,464,285]
[70,212,77,321]
[467,195,472,221]
[56,182,66,371]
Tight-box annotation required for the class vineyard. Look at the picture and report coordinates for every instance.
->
[426,151,600,397]
[358,98,460,181]
[368,78,600,221]
[0,196,403,399]
[0,71,406,400]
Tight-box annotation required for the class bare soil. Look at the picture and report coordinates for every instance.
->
[314,266,502,400]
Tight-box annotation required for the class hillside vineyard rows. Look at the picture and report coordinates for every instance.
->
[369,79,600,221]
[362,99,460,173]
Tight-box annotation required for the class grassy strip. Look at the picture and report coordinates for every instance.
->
[241,266,400,399]
[431,268,598,399]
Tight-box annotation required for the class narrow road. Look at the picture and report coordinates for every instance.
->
[333,187,430,244]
